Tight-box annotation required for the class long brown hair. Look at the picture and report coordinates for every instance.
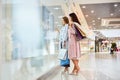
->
[69,13,81,25]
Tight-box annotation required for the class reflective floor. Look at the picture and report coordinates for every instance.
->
[1,0,120,80]
[0,55,59,80]
[48,53,120,80]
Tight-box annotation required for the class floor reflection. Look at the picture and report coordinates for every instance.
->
[60,70,113,80]
[50,53,120,80]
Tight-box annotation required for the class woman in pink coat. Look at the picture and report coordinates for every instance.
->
[68,13,81,75]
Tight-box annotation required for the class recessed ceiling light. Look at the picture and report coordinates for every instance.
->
[92,20,95,22]
[110,13,114,16]
[98,17,101,20]
[82,6,86,8]
[114,4,118,7]
[85,15,88,17]
[91,10,94,13]
[54,7,60,10]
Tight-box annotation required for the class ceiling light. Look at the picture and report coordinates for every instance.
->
[85,15,88,17]
[110,13,114,16]
[114,4,118,7]
[98,17,101,20]
[82,6,86,8]
[54,7,60,10]
[92,20,95,22]
[91,10,94,13]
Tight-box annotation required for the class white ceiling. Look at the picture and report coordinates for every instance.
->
[3,0,120,7]
[74,0,120,4]
[80,3,120,29]
[42,0,120,38]
[41,0,120,6]
[40,0,66,6]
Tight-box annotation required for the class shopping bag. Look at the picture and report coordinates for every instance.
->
[58,49,67,60]
[74,24,86,41]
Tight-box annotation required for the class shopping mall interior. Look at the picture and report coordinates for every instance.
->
[0,0,120,80]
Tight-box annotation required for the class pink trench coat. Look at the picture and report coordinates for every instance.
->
[68,26,81,60]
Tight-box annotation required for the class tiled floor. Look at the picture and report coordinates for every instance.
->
[49,53,120,80]
[1,52,120,80]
